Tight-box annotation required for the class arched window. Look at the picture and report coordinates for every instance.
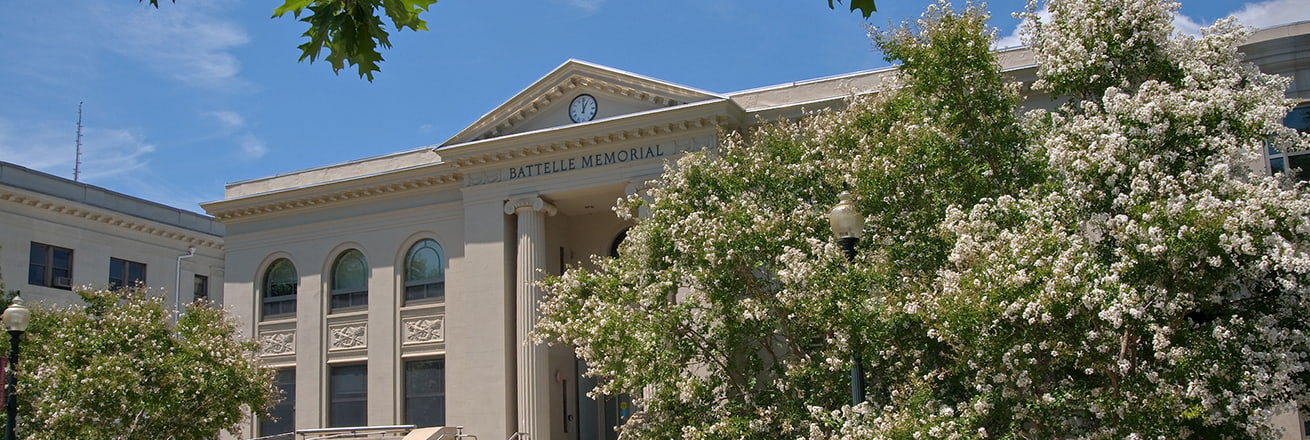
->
[262,258,297,320]
[331,249,369,311]
[404,239,445,304]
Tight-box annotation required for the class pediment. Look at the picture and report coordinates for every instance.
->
[440,60,724,147]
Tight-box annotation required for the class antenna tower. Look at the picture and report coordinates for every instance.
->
[74,102,84,181]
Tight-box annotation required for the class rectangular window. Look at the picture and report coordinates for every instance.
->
[259,369,296,437]
[28,242,73,290]
[328,364,367,427]
[193,274,209,301]
[404,358,445,428]
[403,281,444,304]
[1269,105,1310,179]
[109,257,147,290]
[330,289,368,311]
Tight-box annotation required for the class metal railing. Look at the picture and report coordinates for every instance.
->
[249,433,295,440]
[295,425,417,440]
[433,426,478,440]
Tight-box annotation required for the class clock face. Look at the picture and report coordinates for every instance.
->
[569,94,598,123]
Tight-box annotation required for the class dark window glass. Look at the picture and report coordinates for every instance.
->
[259,369,296,437]
[1286,106,1310,133]
[262,259,298,320]
[193,274,209,301]
[404,240,445,304]
[109,257,147,290]
[1289,154,1310,180]
[331,250,368,311]
[1271,106,1310,180]
[404,358,445,427]
[28,243,73,290]
[329,364,367,427]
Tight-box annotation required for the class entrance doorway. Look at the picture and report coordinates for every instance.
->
[575,359,631,440]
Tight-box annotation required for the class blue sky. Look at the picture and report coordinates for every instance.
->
[1,0,1305,213]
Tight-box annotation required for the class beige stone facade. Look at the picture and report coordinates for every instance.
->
[0,161,223,309]
[202,23,1310,440]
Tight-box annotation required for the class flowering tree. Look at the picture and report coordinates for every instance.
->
[918,0,1310,437]
[1,288,278,440]
[539,0,1310,438]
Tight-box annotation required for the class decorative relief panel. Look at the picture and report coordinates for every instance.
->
[329,323,367,351]
[259,330,295,357]
[403,315,444,345]
[464,170,504,187]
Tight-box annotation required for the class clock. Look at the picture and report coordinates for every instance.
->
[569,94,598,123]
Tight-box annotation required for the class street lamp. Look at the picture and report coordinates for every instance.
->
[828,191,866,406]
[2,296,30,440]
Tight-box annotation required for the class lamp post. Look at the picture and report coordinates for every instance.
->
[2,296,30,440]
[828,191,866,406]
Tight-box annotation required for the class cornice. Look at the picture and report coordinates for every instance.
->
[206,172,461,222]
[470,75,691,143]
[0,189,223,249]
[448,114,735,169]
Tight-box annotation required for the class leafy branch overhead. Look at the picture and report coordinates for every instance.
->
[829,0,877,18]
[272,0,436,81]
[142,0,875,81]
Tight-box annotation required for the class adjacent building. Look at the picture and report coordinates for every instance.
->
[0,161,223,311]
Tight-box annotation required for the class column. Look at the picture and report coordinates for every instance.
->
[506,196,556,440]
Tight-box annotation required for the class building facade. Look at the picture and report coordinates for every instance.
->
[0,161,223,310]
[203,22,1310,440]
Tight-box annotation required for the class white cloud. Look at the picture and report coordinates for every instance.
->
[1173,13,1206,36]
[201,110,269,159]
[560,0,605,14]
[76,128,157,181]
[239,135,269,159]
[0,117,216,210]
[995,0,1310,49]
[1227,0,1310,29]
[0,118,155,182]
[995,7,1047,49]
[206,110,246,130]
[106,2,251,88]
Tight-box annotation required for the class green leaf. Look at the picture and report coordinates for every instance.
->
[273,0,316,18]
[275,0,436,81]
[826,0,876,18]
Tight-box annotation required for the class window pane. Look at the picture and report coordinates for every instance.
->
[404,283,445,303]
[110,258,127,290]
[332,250,368,291]
[194,275,209,301]
[128,261,146,286]
[329,364,367,427]
[331,250,368,311]
[1290,154,1310,181]
[52,247,72,280]
[110,258,146,290]
[1285,106,1310,133]
[404,240,445,304]
[405,240,444,282]
[260,369,296,436]
[28,243,47,286]
[405,358,445,427]
[263,259,298,319]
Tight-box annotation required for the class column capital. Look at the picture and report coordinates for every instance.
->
[505,196,557,216]
[624,180,653,197]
